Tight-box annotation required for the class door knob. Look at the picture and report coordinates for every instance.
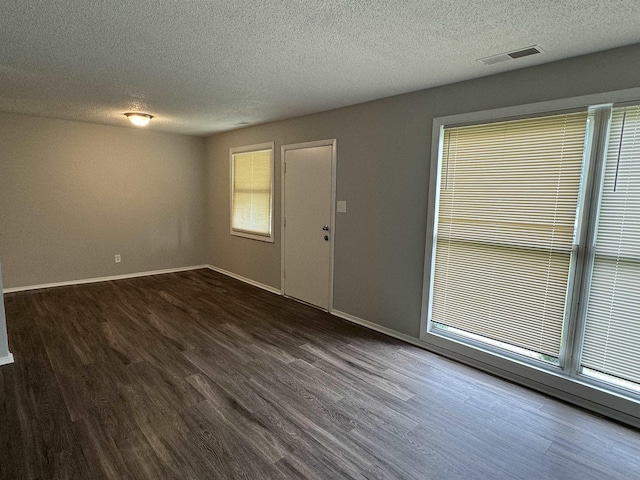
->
[322,225,329,231]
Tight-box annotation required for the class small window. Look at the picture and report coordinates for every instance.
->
[230,143,275,242]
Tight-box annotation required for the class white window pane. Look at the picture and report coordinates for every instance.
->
[581,105,640,387]
[432,111,587,358]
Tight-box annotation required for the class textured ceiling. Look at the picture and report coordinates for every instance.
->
[1,1,640,136]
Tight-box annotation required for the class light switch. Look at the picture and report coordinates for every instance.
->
[337,200,347,213]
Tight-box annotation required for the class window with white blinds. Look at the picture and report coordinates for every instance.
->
[230,144,274,242]
[425,96,640,416]
[431,111,588,360]
[580,105,640,386]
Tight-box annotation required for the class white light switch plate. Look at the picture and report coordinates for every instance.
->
[337,201,347,213]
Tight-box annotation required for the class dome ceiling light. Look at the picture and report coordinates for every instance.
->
[124,112,153,127]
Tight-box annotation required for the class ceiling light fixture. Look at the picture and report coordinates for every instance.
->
[124,112,153,127]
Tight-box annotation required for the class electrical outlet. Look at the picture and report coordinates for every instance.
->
[115,254,121,263]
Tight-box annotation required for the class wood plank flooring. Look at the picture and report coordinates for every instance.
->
[1,268,639,479]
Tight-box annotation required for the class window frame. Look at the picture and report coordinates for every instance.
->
[429,110,590,365]
[574,104,640,393]
[422,104,598,374]
[229,142,275,243]
[419,87,640,426]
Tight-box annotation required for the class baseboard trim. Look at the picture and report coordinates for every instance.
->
[331,309,426,348]
[3,265,209,293]
[331,309,640,429]
[207,266,282,295]
[0,353,15,366]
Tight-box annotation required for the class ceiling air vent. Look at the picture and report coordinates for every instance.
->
[478,45,544,65]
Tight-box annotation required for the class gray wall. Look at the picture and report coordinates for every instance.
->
[2,44,640,338]
[205,43,640,338]
[0,113,207,289]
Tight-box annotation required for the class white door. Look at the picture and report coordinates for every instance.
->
[282,140,336,310]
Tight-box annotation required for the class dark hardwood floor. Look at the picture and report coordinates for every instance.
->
[1,268,639,479]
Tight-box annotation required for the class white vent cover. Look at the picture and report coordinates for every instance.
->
[478,45,544,65]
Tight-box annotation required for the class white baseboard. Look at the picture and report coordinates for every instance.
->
[3,265,209,293]
[331,309,425,348]
[0,352,14,366]
[207,265,282,295]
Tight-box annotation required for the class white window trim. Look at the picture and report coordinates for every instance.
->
[419,86,640,428]
[229,142,275,243]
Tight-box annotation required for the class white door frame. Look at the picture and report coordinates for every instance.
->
[281,139,337,311]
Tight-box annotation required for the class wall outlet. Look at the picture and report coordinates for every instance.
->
[115,254,121,263]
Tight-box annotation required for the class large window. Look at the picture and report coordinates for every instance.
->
[432,112,587,363]
[230,143,275,242]
[424,100,640,401]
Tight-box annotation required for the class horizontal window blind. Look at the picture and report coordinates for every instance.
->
[432,112,588,357]
[232,149,273,236]
[581,105,640,385]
